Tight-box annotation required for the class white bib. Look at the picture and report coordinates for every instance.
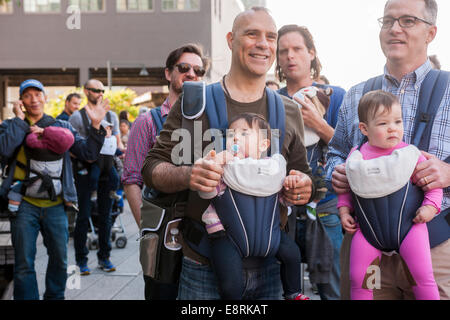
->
[345,145,421,199]
[223,154,287,197]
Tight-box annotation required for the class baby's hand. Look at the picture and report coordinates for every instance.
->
[413,205,437,224]
[339,207,357,233]
[284,175,301,190]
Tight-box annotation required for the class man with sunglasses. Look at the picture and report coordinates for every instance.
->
[122,44,208,299]
[142,7,315,300]
[326,0,450,300]
[69,79,121,275]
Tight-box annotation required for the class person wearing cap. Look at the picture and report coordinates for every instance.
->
[0,79,108,300]
[68,79,121,275]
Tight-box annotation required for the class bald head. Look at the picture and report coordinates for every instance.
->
[84,79,104,89]
[232,7,275,34]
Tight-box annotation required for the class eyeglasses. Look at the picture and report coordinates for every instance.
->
[377,15,432,29]
[175,62,206,77]
[86,87,105,94]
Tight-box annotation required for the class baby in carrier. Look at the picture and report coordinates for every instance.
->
[89,120,121,202]
[338,90,442,300]
[8,125,75,215]
[198,113,309,300]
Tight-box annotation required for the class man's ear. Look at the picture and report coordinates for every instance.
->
[164,68,171,82]
[426,25,437,45]
[226,32,234,50]
[359,122,369,137]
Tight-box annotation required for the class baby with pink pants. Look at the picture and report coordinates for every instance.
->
[338,91,442,300]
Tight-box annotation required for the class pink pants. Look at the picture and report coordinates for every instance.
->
[350,223,440,300]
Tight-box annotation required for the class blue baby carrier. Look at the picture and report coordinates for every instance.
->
[350,140,424,252]
[181,81,286,259]
[360,69,450,250]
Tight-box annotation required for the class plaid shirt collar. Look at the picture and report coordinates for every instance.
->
[161,98,171,117]
[383,59,432,89]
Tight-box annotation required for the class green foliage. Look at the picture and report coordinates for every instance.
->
[45,88,139,121]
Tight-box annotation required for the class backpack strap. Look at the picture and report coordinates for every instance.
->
[362,75,384,96]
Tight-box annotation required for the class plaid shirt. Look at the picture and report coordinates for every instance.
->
[121,98,171,187]
[326,60,450,211]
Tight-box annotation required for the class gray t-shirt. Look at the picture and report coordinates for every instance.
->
[69,107,119,139]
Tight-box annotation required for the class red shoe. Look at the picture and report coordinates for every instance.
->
[287,293,310,300]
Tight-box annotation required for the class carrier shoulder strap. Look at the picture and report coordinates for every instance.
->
[150,106,167,136]
[80,108,91,134]
[412,70,449,159]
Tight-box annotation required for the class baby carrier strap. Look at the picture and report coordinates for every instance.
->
[150,106,167,136]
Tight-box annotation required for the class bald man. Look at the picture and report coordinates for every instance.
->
[142,7,315,300]
[69,79,120,275]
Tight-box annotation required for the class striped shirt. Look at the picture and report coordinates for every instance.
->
[121,98,171,187]
[325,60,450,211]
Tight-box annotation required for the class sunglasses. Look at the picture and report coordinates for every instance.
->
[175,62,206,77]
[86,87,105,94]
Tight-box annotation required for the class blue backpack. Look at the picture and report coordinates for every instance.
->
[360,70,450,249]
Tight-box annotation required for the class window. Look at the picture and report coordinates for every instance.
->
[68,0,105,12]
[24,0,61,13]
[0,0,13,14]
[116,0,154,12]
[161,0,200,12]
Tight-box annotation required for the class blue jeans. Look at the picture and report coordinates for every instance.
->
[209,231,301,299]
[177,257,283,300]
[74,171,113,265]
[297,214,343,300]
[11,200,68,300]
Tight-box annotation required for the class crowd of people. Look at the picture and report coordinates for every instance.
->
[0,0,448,301]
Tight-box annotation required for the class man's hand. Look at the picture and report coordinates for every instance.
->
[86,98,110,130]
[413,205,438,224]
[294,96,323,129]
[282,170,312,206]
[29,125,44,135]
[189,154,224,193]
[13,100,26,121]
[332,163,350,195]
[413,151,450,192]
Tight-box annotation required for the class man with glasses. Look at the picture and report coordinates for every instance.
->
[122,44,208,299]
[326,0,450,299]
[69,79,121,275]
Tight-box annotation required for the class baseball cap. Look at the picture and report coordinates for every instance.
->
[19,79,45,96]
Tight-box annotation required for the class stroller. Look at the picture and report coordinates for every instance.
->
[87,155,127,250]
[87,188,127,250]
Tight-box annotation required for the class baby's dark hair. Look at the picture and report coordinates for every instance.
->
[229,112,271,142]
[358,90,400,124]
